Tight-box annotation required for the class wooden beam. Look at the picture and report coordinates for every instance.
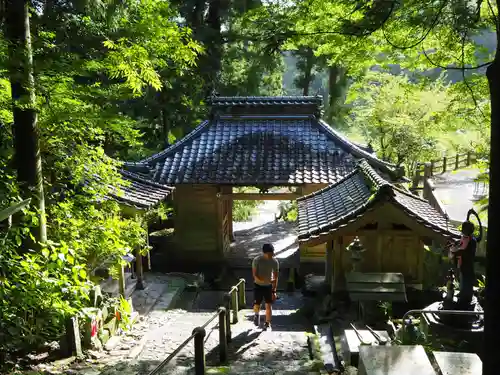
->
[299,207,383,247]
[220,192,301,200]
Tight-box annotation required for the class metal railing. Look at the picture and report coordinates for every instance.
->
[401,308,484,333]
[147,278,247,375]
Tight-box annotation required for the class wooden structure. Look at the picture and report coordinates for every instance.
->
[124,96,404,265]
[102,169,173,294]
[411,151,476,189]
[297,160,461,291]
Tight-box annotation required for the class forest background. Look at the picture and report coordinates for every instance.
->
[0,0,495,370]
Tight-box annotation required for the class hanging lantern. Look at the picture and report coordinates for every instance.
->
[346,237,366,271]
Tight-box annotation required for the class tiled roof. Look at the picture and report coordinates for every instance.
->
[107,170,173,210]
[124,96,401,185]
[297,160,460,242]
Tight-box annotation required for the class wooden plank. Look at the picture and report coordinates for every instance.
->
[220,192,301,200]
[346,272,405,284]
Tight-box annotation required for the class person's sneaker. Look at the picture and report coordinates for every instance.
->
[253,314,259,327]
[264,321,271,331]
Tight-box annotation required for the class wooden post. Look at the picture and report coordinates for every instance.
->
[146,232,152,271]
[442,156,447,173]
[216,191,223,255]
[467,151,472,166]
[63,316,83,359]
[223,293,232,342]
[238,278,246,308]
[423,162,432,200]
[218,307,228,363]
[231,288,239,323]
[412,164,422,189]
[193,327,206,375]
[455,154,460,169]
[228,199,234,242]
[325,240,334,292]
[135,249,144,290]
[118,264,126,298]
[332,238,346,293]
[430,160,435,176]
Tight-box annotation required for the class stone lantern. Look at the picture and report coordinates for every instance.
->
[346,236,366,272]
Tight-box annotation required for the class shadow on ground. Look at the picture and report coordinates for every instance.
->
[227,221,298,265]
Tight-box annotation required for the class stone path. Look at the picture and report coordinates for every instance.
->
[60,292,317,375]
[432,168,487,225]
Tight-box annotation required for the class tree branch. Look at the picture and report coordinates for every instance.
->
[381,0,449,50]
[422,49,493,70]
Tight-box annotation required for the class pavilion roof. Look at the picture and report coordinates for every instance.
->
[124,96,403,185]
[106,170,173,210]
[297,160,461,242]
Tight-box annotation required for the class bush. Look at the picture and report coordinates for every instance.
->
[232,187,262,222]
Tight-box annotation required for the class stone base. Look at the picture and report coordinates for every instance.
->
[421,301,484,351]
[358,345,435,375]
[433,351,482,375]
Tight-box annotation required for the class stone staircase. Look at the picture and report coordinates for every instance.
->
[134,293,320,375]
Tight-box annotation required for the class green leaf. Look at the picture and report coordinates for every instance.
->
[79,269,87,279]
[0,199,31,221]
[42,249,50,258]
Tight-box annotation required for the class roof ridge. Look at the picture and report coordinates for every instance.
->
[209,96,322,103]
[296,168,360,202]
[357,159,392,190]
[316,119,401,177]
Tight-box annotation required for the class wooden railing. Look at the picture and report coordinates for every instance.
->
[411,151,475,190]
[147,278,247,375]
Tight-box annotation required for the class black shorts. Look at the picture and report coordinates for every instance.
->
[254,283,273,305]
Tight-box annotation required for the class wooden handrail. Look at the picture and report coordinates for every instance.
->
[411,151,476,190]
[147,278,247,375]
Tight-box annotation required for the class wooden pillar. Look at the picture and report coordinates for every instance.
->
[135,249,144,290]
[422,162,432,200]
[411,164,422,190]
[325,240,334,292]
[118,264,125,298]
[442,156,447,173]
[228,199,234,242]
[333,238,346,293]
[216,188,223,255]
[146,232,152,271]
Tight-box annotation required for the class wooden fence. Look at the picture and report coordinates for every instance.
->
[411,151,475,190]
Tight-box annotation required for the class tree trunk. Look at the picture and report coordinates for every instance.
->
[302,49,314,96]
[327,65,347,123]
[203,0,225,97]
[161,108,170,146]
[5,0,47,244]
[484,52,500,374]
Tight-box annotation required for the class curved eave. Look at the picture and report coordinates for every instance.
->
[298,194,380,241]
[135,120,210,166]
[317,119,403,179]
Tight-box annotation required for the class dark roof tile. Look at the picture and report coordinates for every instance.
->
[297,160,460,241]
[127,113,398,185]
[107,170,173,210]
